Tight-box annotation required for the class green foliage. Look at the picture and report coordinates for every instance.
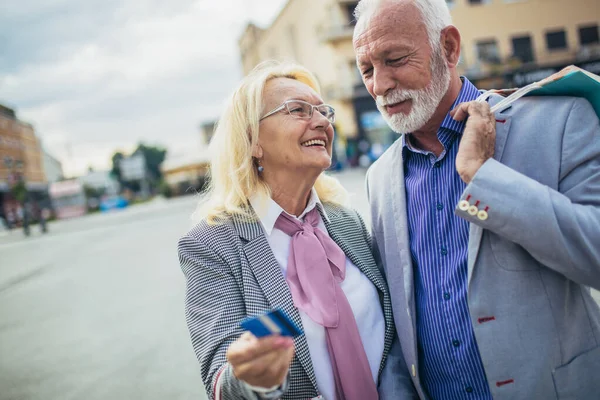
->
[110,144,167,194]
[134,143,167,181]
[83,184,105,199]
[158,179,173,198]
[11,180,27,204]
[110,151,125,182]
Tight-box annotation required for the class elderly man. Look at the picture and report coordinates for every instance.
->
[353,0,600,399]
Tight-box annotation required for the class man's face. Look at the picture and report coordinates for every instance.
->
[353,1,450,133]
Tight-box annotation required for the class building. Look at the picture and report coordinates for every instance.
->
[161,152,209,196]
[239,0,364,163]
[79,170,120,197]
[161,134,210,196]
[42,149,64,183]
[238,0,599,165]
[450,0,600,88]
[0,104,48,217]
[199,120,217,145]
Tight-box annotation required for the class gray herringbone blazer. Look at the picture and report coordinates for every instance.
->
[178,202,395,400]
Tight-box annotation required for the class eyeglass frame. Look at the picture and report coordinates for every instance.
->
[259,99,336,124]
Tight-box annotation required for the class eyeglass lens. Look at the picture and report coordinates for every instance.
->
[284,101,335,123]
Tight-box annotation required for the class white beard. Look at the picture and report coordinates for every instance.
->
[376,46,451,134]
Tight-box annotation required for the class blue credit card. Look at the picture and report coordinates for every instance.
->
[240,308,303,338]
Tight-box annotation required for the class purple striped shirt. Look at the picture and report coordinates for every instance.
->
[402,78,492,399]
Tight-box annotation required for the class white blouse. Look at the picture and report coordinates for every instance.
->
[249,189,385,400]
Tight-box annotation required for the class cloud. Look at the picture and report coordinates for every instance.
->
[0,0,287,176]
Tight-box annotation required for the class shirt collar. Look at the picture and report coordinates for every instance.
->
[440,76,480,134]
[249,188,328,236]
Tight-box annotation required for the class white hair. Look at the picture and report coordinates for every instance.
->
[354,0,452,51]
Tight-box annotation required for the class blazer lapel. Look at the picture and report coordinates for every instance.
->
[467,103,512,286]
[232,212,319,390]
[388,143,416,319]
[320,205,387,295]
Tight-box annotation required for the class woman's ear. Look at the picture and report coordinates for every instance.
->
[252,144,263,159]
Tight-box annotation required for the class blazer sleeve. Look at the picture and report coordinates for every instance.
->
[455,97,600,289]
[179,234,282,400]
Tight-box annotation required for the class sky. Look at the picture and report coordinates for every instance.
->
[0,0,287,177]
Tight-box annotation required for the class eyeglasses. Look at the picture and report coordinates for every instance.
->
[260,99,336,124]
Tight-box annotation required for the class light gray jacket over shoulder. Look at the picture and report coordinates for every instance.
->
[367,95,600,400]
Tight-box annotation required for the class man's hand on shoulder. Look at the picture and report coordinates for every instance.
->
[450,101,496,184]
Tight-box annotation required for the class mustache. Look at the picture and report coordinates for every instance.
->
[375,89,414,107]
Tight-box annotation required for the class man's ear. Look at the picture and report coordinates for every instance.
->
[440,25,461,68]
[252,144,263,159]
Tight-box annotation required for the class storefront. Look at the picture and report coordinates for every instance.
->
[351,84,400,167]
[505,58,600,87]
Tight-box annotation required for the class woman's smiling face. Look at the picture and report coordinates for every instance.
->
[256,77,335,174]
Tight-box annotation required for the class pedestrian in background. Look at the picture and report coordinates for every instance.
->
[7,209,16,230]
[21,203,31,237]
[34,202,49,234]
[353,0,600,399]
[178,61,406,400]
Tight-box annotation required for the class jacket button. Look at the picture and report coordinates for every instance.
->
[458,200,470,211]
[468,205,479,215]
[477,210,489,221]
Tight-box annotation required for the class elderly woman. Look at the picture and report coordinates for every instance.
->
[178,62,408,400]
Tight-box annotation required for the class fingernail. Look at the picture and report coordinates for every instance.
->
[276,337,293,347]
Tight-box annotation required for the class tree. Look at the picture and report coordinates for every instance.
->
[133,143,167,182]
[109,144,167,194]
[11,179,28,204]
[110,151,125,183]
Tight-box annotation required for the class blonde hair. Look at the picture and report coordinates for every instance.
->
[196,61,348,224]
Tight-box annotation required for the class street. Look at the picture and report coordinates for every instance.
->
[0,194,208,400]
[1,168,598,400]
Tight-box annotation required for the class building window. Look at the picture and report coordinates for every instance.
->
[579,24,600,46]
[512,35,535,63]
[475,39,501,64]
[546,29,568,51]
[345,2,359,25]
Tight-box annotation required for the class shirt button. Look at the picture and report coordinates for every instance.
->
[452,339,461,347]
[436,203,444,210]
[443,293,451,300]
[441,246,448,256]
[433,161,440,168]
[466,386,474,393]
